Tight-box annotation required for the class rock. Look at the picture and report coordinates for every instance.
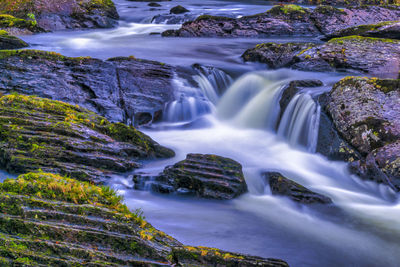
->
[245,36,400,79]
[0,50,175,125]
[279,79,323,113]
[170,5,189,14]
[163,5,400,38]
[311,5,400,36]
[148,2,161,7]
[0,172,288,266]
[0,0,119,32]
[0,30,28,49]
[326,21,400,40]
[279,0,397,6]
[327,77,400,190]
[0,94,175,183]
[152,154,248,200]
[264,172,332,204]
[0,14,43,35]
[242,43,316,69]
[152,13,198,24]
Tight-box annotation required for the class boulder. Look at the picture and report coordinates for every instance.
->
[170,5,189,14]
[163,5,400,38]
[244,36,400,79]
[148,2,161,7]
[326,20,400,40]
[0,94,175,183]
[264,172,332,204]
[0,30,28,49]
[0,172,288,266]
[242,43,316,69]
[279,0,398,6]
[0,50,175,125]
[327,77,400,190]
[151,154,248,200]
[0,0,119,31]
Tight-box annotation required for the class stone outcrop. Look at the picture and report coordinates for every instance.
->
[279,0,399,6]
[148,154,248,200]
[243,36,400,79]
[0,0,119,32]
[264,172,332,204]
[325,20,400,40]
[162,5,400,38]
[0,172,288,266]
[0,50,176,125]
[0,14,43,35]
[0,94,175,183]
[0,30,28,49]
[327,77,400,191]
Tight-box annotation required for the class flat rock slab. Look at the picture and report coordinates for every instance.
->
[0,94,174,183]
[0,172,288,266]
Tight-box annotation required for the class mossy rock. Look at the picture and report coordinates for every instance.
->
[0,172,289,266]
[0,30,28,49]
[326,21,400,40]
[0,94,174,183]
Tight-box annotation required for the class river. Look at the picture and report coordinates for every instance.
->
[19,0,400,266]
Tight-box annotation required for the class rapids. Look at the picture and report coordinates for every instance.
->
[17,0,400,266]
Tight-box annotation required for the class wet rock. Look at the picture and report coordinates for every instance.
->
[148,2,161,7]
[326,21,400,40]
[264,172,332,204]
[0,94,174,183]
[163,5,400,38]
[280,0,397,6]
[311,5,400,36]
[246,36,400,78]
[0,0,119,32]
[0,50,175,125]
[242,42,316,69]
[152,13,198,24]
[0,172,288,266]
[170,5,189,14]
[0,30,28,49]
[327,77,400,190]
[152,154,248,200]
[279,79,323,113]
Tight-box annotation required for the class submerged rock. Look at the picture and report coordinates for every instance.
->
[0,94,174,183]
[327,77,400,190]
[170,5,189,14]
[0,0,119,31]
[0,30,28,49]
[0,50,175,125]
[152,154,248,200]
[245,36,400,79]
[0,172,288,266]
[264,172,332,204]
[163,5,400,38]
[326,21,400,40]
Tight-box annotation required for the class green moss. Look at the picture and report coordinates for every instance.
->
[328,35,400,44]
[0,14,37,31]
[268,4,308,16]
[195,14,234,21]
[0,49,91,61]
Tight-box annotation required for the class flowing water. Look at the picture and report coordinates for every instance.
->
[17,0,400,266]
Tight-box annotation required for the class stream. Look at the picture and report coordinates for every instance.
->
[19,0,400,266]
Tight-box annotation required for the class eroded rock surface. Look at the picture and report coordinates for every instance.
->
[0,30,28,49]
[0,172,288,266]
[0,50,175,125]
[0,94,174,183]
[151,154,248,200]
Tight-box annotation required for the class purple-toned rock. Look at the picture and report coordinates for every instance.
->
[326,21,400,40]
[327,77,400,190]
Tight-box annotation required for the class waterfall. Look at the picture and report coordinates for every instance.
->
[163,67,232,123]
[216,71,322,151]
[277,93,321,152]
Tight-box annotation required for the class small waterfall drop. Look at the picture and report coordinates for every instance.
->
[278,93,321,152]
[163,67,232,123]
